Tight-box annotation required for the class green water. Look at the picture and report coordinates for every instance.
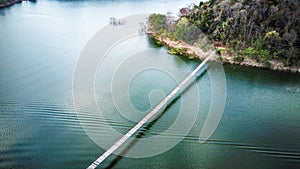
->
[0,1,300,169]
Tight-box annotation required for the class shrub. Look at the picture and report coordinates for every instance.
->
[257,50,271,62]
[245,47,256,59]
[233,55,244,62]
[168,48,187,56]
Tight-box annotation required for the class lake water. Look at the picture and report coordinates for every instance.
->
[0,1,300,169]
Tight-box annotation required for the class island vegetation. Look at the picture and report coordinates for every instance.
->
[147,0,300,73]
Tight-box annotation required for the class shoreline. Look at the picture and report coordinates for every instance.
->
[147,31,300,74]
[0,0,24,9]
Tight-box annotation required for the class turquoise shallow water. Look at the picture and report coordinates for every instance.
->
[0,1,300,169]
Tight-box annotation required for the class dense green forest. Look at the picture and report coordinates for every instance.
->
[148,0,300,66]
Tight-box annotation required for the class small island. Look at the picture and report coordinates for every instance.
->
[147,0,300,73]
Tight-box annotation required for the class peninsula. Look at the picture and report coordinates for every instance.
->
[147,0,300,73]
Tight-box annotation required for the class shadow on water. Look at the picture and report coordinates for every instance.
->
[104,65,208,169]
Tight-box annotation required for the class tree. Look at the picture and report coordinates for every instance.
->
[148,14,167,34]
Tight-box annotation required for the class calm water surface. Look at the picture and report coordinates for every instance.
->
[0,1,300,169]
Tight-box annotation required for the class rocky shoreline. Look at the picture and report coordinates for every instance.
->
[0,0,24,9]
[147,31,300,74]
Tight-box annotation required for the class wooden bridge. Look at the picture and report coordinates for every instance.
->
[87,54,213,169]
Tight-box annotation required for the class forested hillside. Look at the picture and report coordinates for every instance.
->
[148,0,300,66]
